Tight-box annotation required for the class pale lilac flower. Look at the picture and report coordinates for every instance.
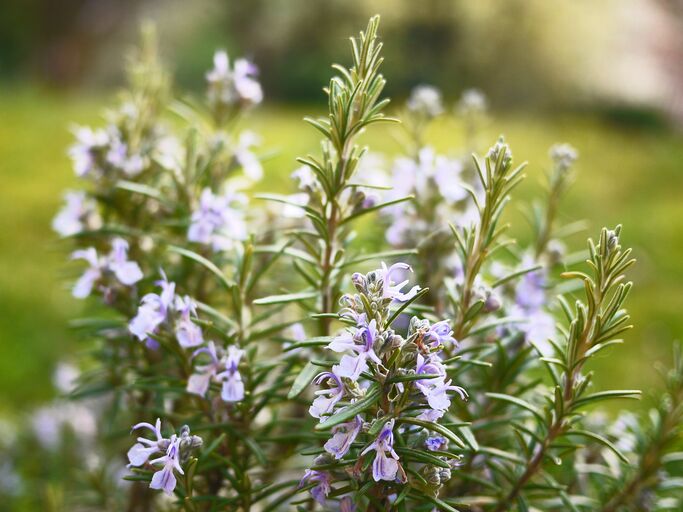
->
[510,259,556,350]
[432,154,467,204]
[360,419,400,482]
[31,402,97,450]
[380,262,420,302]
[425,435,448,452]
[415,353,467,412]
[187,341,222,397]
[207,51,263,108]
[52,191,101,237]
[108,238,144,285]
[129,273,176,344]
[515,267,546,312]
[217,346,245,402]
[149,436,183,495]
[127,418,165,467]
[330,320,382,381]
[68,126,109,177]
[309,369,345,420]
[233,58,263,105]
[128,419,198,496]
[174,296,204,348]
[417,408,446,422]
[188,188,247,252]
[106,134,146,176]
[423,320,457,349]
[299,469,331,505]
[71,248,102,299]
[234,131,263,181]
[324,415,363,459]
[71,238,142,298]
[406,85,444,118]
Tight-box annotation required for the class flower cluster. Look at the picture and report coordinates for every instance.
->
[207,50,263,112]
[303,263,467,505]
[71,238,143,299]
[187,342,246,402]
[188,188,248,252]
[127,419,202,495]
[52,190,102,237]
[129,271,203,349]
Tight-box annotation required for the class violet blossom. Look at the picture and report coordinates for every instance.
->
[129,273,176,345]
[207,50,263,109]
[186,341,223,397]
[127,419,202,496]
[187,188,247,252]
[299,469,331,505]
[174,296,204,348]
[52,191,101,237]
[309,369,345,420]
[129,272,205,349]
[71,238,143,299]
[414,353,467,413]
[324,415,363,459]
[217,346,245,402]
[360,419,401,482]
[423,320,457,349]
[425,435,448,452]
[380,262,420,302]
[68,126,109,177]
[328,319,382,381]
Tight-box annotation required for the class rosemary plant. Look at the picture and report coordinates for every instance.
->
[3,14,680,512]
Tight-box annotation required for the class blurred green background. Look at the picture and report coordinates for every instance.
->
[1,0,683,419]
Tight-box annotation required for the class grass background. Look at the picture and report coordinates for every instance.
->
[2,88,682,417]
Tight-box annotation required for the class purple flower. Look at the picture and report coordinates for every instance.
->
[423,320,457,349]
[425,435,448,452]
[309,369,345,420]
[324,415,363,459]
[299,469,331,505]
[71,238,143,298]
[207,50,263,108]
[414,353,467,412]
[217,346,245,402]
[360,419,400,482]
[515,268,546,312]
[68,126,109,177]
[188,188,247,252]
[129,273,206,350]
[52,191,101,237]
[127,419,184,496]
[187,341,222,397]
[149,435,183,495]
[108,239,144,285]
[174,296,204,348]
[328,320,382,381]
[105,133,146,176]
[380,262,420,302]
[127,418,165,467]
[129,273,176,344]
